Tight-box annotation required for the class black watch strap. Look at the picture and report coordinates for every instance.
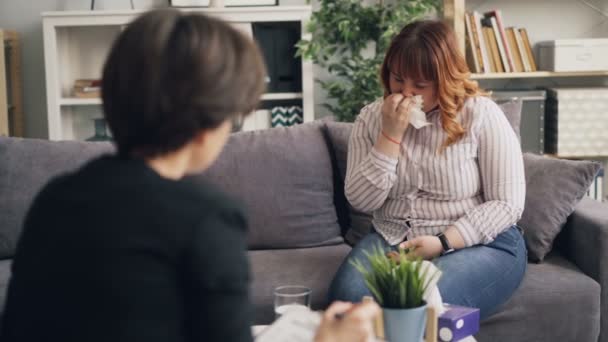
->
[436,232,454,255]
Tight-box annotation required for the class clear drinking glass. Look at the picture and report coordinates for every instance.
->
[273,285,311,320]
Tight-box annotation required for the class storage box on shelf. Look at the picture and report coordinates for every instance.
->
[539,39,608,72]
[492,90,546,155]
[42,7,313,141]
[545,87,608,158]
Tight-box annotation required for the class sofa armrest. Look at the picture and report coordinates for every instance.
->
[559,197,608,341]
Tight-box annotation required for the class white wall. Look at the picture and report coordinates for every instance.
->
[0,0,606,138]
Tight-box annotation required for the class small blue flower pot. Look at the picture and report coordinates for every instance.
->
[383,303,427,342]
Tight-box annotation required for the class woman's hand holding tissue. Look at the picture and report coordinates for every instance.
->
[381,94,413,142]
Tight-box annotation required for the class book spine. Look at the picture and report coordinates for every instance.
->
[473,11,492,73]
[471,11,487,73]
[514,29,531,72]
[506,28,524,72]
[464,13,481,73]
[489,16,511,73]
[519,28,538,71]
[482,27,497,72]
[487,26,504,72]
[488,10,515,72]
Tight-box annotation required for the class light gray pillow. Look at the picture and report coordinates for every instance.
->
[0,137,114,259]
[324,99,524,246]
[519,153,601,262]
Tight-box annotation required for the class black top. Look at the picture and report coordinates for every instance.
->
[0,155,253,342]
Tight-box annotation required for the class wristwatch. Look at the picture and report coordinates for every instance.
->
[435,232,455,255]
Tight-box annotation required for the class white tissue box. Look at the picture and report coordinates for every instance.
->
[538,39,608,72]
[545,87,608,157]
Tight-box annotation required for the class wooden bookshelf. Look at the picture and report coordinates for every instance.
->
[0,30,24,137]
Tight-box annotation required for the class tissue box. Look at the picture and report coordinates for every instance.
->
[437,304,480,342]
[538,39,608,72]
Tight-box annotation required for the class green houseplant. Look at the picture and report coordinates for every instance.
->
[296,0,441,122]
[352,246,440,342]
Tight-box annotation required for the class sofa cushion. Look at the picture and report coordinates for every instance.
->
[477,252,600,342]
[519,153,601,262]
[248,244,351,324]
[0,137,114,259]
[201,121,343,250]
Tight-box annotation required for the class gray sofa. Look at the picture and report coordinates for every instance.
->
[0,119,606,342]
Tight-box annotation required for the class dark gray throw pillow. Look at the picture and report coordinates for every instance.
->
[519,153,601,262]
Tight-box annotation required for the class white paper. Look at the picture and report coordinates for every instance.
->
[255,307,321,342]
[255,307,383,342]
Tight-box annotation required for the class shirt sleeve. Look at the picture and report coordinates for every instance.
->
[453,99,526,246]
[184,204,253,342]
[345,103,400,212]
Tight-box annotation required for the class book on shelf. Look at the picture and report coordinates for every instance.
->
[519,28,538,71]
[505,28,524,72]
[473,11,492,73]
[466,12,484,73]
[464,12,480,73]
[465,10,538,75]
[513,28,532,72]
[482,27,498,72]
[73,79,101,98]
[485,26,504,73]
[483,10,515,72]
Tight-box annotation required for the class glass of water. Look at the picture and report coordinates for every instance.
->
[273,285,311,320]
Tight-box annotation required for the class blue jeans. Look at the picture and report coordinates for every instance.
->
[328,225,527,320]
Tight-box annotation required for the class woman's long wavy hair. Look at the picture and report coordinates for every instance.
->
[380,20,486,149]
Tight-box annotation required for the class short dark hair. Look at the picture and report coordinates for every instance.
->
[102,9,267,157]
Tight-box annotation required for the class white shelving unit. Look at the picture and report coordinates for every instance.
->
[42,7,314,141]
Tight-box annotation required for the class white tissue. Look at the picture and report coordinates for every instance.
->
[420,260,445,315]
[409,95,431,129]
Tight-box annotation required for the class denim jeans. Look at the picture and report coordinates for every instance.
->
[328,225,527,320]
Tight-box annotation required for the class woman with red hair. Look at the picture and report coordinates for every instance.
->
[329,20,527,320]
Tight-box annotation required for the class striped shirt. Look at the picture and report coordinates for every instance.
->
[345,96,525,247]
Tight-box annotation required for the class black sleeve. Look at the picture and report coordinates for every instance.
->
[182,203,253,342]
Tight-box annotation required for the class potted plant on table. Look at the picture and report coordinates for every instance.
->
[352,246,441,342]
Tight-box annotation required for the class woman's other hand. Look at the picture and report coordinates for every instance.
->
[314,301,380,342]
[399,235,443,260]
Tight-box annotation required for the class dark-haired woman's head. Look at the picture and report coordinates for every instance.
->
[102,9,266,160]
[380,20,484,149]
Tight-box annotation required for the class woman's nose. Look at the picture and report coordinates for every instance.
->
[401,87,414,97]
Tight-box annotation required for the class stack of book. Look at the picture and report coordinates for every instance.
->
[465,10,537,74]
[73,79,101,98]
